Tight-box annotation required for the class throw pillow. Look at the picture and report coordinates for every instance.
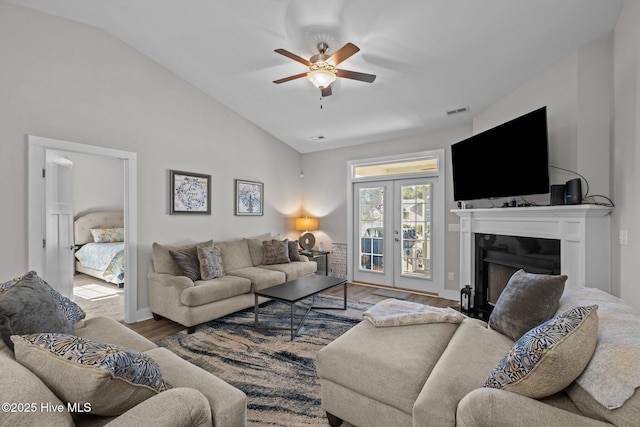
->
[488,269,567,341]
[90,227,125,243]
[22,271,86,325]
[169,246,200,281]
[483,305,598,398]
[197,245,225,280]
[0,279,72,350]
[12,333,170,416]
[262,239,291,265]
[288,240,301,262]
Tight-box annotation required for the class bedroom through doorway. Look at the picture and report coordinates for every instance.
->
[28,135,139,324]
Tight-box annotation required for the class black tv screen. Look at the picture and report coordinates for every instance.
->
[451,106,550,202]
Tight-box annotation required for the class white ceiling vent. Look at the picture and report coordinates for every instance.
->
[309,135,326,141]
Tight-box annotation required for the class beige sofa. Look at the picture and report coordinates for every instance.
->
[316,287,640,427]
[0,315,247,427]
[148,238,317,333]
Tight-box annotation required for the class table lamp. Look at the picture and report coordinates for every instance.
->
[295,217,318,251]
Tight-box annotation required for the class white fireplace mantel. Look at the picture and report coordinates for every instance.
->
[452,205,612,292]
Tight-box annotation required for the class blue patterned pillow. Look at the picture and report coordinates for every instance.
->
[483,305,598,398]
[197,245,225,280]
[12,333,170,416]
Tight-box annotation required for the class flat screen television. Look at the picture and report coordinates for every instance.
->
[451,106,550,202]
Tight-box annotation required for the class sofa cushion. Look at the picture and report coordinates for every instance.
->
[12,333,170,416]
[153,240,213,276]
[413,318,515,426]
[488,269,566,341]
[226,267,286,292]
[262,239,291,265]
[73,316,157,353]
[216,240,254,271]
[317,318,461,415]
[182,276,252,306]
[245,238,265,266]
[484,305,598,399]
[259,261,317,281]
[0,275,72,350]
[0,351,74,426]
[197,245,225,280]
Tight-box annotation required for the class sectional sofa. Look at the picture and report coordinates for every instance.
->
[148,237,317,333]
[1,271,247,426]
[317,273,640,427]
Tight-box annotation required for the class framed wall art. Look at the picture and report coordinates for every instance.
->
[170,170,211,214]
[235,179,263,216]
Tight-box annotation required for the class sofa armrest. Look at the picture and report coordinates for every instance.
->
[147,261,194,294]
[456,388,614,427]
[105,388,212,427]
[298,255,309,262]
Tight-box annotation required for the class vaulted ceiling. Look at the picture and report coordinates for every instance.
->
[6,0,623,153]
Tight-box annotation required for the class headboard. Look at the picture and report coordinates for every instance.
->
[74,211,124,245]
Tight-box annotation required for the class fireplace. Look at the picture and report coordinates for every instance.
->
[473,234,561,319]
[453,205,612,312]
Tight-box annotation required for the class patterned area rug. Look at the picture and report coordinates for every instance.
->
[155,295,372,426]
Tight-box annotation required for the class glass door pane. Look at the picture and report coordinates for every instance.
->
[358,186,385,273]
[399,183,431,279]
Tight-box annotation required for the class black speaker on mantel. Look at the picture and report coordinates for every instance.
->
[565,178,582,205]
[550,185,566,205]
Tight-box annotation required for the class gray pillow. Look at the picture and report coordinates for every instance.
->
[288,240,301,262]
[488,269,567,341]
[0,279,72,351]
[169,247,200,281]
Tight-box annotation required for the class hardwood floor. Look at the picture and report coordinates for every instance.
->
[128,282,459,342]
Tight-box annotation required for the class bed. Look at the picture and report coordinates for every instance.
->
[73,211,125,287]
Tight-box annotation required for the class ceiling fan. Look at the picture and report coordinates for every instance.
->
[273,42,376,97]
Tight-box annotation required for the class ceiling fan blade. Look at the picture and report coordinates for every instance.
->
[327,43,360,66]
[273,72,308,84]
[321,86,332,97]
[336,69,377,83]
[274,48,312,66]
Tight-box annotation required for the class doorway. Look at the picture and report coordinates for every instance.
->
[353,178,434,292]
[348,150,445,295]
[28,135,139,324]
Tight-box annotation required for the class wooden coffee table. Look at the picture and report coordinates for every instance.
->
[254,274,347,340]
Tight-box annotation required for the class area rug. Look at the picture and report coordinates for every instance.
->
[155,295,371,426]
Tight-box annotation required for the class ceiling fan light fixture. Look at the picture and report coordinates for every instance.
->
[306,62,337,89]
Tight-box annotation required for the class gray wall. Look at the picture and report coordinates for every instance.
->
[0,2,302,311]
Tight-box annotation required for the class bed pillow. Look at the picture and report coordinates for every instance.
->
[488,269,567,341]
[12,333,170,416]
[197,245,225,280]
[90,228,125,243]
[0,278,72,350]
[262,239,291,265]
[483,305,598,398]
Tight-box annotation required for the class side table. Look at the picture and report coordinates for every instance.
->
[300,250,330,275]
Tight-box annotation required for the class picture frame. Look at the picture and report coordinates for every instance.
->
[235,179,263,216]
[170,170,211,214]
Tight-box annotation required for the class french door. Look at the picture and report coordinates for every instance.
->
[353,178,435,292]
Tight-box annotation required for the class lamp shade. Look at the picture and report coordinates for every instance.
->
[295,217,318,231]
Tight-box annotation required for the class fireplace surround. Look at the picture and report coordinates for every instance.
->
[453,205,612,316]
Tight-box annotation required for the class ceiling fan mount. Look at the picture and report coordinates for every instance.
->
[273,41,376,97]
